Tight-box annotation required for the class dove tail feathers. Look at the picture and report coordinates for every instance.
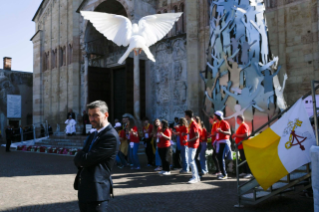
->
[118,47,133,64]
[142,46,156,63]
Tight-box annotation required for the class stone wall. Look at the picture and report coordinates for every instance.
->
[32,0,82,130]
[265,0,319,106]
[0,70,33,137]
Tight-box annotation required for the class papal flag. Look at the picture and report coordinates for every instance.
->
[243,98,316,190]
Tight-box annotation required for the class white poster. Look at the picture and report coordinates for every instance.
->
[7,95,21,118]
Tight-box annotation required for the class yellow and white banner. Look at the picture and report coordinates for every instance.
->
[243,98,316,190]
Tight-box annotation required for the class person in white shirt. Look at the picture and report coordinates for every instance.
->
[65,116,77,136]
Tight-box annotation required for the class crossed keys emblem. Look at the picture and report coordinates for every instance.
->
[285,119,306,151]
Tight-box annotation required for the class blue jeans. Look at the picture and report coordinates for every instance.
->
[188,147,200,179]
[200,142,208,173]
[181,145,189,172]
[129,143,140,168]
[116,151,127,166]
[155,147,162,166]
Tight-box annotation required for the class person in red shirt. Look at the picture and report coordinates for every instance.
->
[194,116,203,177]
[185,110,200,183]
[143,117,154,167]
[208,115,221,175]
[153,119,162,171]
[232,115,252,178]
[214,111,231,180]
[157,120,172,175]
[200,121,209,174]
[126,118,140,170]
[172,118,189,173]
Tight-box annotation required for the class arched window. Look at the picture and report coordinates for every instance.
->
[59,47,64,67]
[180,3,185,33]
[68,44,73,65]
[47,51,50,70]
[173,6,178,35]
[63,46,66,66]
[51,50,55,69]
[55,48,58,68]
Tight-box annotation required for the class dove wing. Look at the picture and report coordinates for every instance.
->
[138,13,183,47]
[81,11,132,47]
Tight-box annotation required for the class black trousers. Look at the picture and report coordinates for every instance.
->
[212,147,220,173]
[6,139,11,152]
[158,147,170,171]
[195,143,202,175]
[79,200,109,212]
[173,148,182,169]
[239,149,251,174]
[145,138,155,165]
[217,143,227,176]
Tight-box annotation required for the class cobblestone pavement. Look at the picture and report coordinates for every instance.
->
[0,148,314,212]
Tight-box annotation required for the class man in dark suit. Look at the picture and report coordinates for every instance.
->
[5,126,12,152]
[74,100,120,212]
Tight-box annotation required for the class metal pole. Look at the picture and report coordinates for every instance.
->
[133,54,140,120]
[33,124,36,142]
[311,80,319,146]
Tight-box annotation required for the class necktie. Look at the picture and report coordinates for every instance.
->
[88,131,98,151]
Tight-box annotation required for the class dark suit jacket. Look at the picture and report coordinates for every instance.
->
[74,124,120,203]
[5,129,12,140]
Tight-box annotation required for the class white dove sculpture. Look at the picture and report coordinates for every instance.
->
[81,11,183,64]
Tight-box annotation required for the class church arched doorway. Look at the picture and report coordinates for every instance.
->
[84,0,146,123]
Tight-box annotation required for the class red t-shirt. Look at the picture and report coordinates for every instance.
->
[157,128,171,148]
[176,125,188,146]
[200,128,207,142]
[216,120,230,141]
[143,124,153,139]
[234,123,250,150]
[119,130,126,140]
[188,120,200,149]
[130,126,139,143]
[211,122,218,143]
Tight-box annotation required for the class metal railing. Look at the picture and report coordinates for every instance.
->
[234,80,319,206]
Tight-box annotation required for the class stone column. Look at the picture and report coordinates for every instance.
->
[134,54,140,120]
[83,54,89,108]
[186,0,200,113]
[311,146,319,212]
[31,31,43,124]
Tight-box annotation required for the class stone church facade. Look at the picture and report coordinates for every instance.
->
[31,0,210,128]
[31,0,319,129]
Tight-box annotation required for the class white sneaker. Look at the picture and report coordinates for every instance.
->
[243,174,253,179]
[188,178,199,184]
[239,173,246,177]
[154,167,162,171]
[218,175,228,180]
[162,171,171,175]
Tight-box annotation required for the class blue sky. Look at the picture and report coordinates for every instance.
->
[0,0,42,72]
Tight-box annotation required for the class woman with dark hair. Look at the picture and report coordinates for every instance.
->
[173,118,189,173]
[194,116,203,176]
[157,120,172,175]
[153,119,162,171]
[126,118,140,170]
[200,121,208,174]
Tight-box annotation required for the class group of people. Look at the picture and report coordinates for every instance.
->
[5,125,35,152]
[112,109,252,184]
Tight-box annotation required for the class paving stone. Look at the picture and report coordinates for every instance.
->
[0,147,314,212]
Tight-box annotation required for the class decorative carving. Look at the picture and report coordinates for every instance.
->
[203,0,287,130]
